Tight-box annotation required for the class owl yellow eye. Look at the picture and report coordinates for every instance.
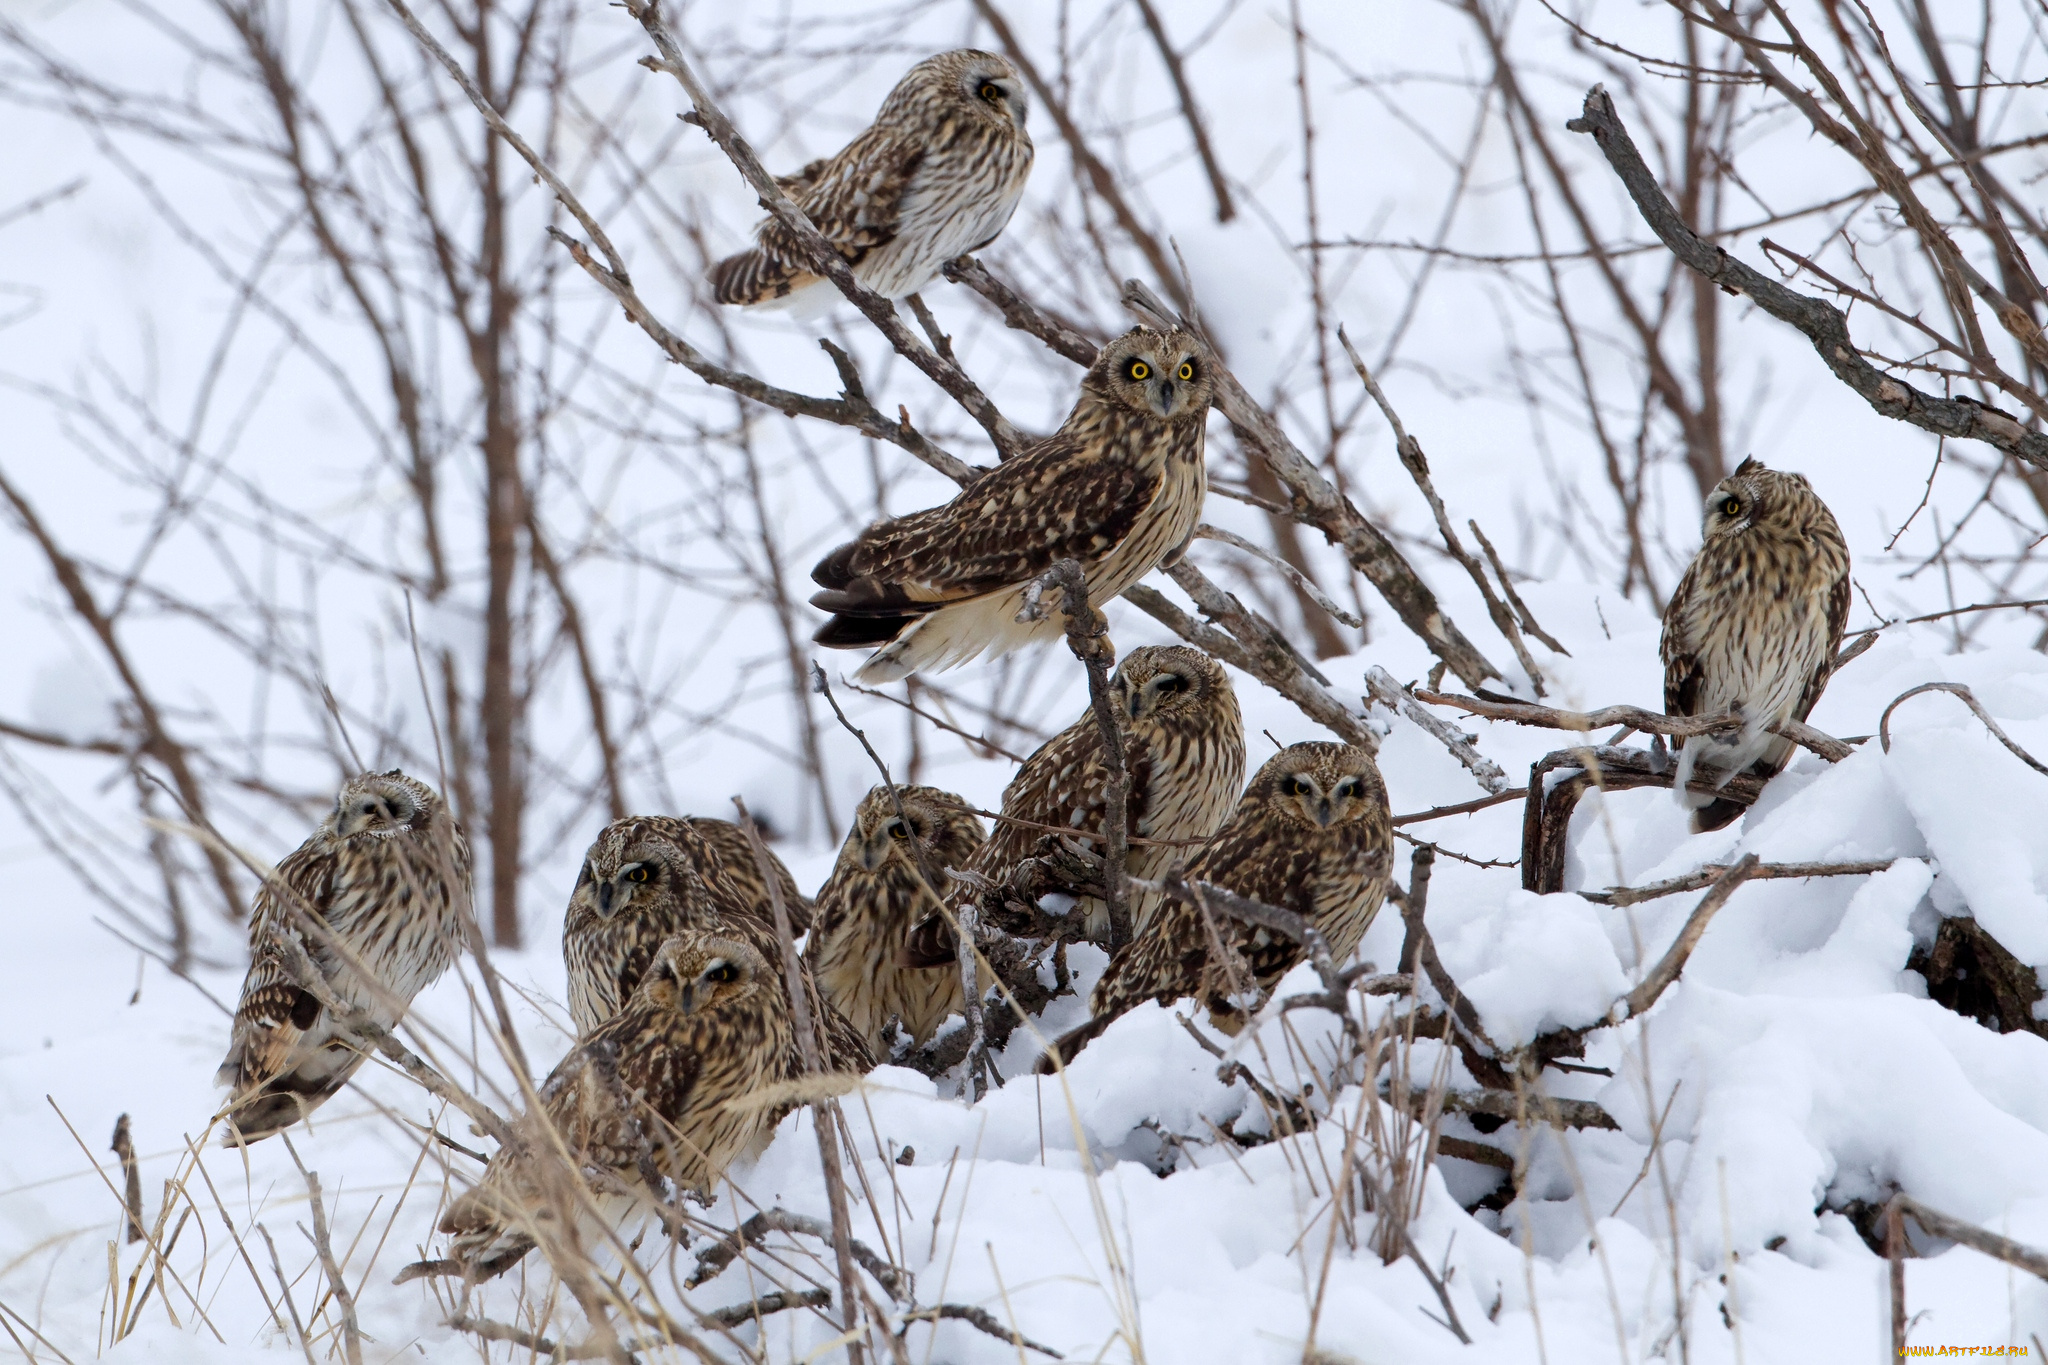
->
[1127,359,1150,381]
[1177,361,1195,381]
[978,82,1003,102]
[705,962,739,984]
[1720,496,1741,517]
[888,823,910,841]
[625,865,651,884]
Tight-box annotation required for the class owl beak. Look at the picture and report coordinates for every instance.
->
[1145,377,1177,417]
[860,832,892,872]
[1313,797,1334,828]
[596,881,615,917]
[675,982,697,1015]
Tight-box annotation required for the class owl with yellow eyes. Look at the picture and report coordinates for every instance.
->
[1662,458,1849,831]
[811,327,1213,683]
[1043,742,1392,1067]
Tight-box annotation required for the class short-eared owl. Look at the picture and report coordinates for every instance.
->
[710,50,1032,310]
[562,816,875,1074]
[436,932,792,1280]
[812,328,1212,682]
[1662,458,1849,831]
[909,645,1243,958]
[808,785,985,1052]
[1043,742,1391,1067]
[216,770,470,1143]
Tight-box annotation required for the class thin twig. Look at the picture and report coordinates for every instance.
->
[1018,560,1131,949]
[1366,669,1512,794]
[1582,859,1898,906]
[1616,856,1759,1023]
[1890,1193,2048,1284]
[280,1136,362,1365]
[110,1114,144,1244]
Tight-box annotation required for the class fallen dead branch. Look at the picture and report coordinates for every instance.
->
[897,1303,1064,1358]
[1521,746,1768,895]
[1583,859,1899,906]
[686,1209,908,1302]
[1890,1193,2048,1284]
[1879,682,2048,777]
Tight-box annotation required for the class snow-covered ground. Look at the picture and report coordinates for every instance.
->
[6,593,2048,1362]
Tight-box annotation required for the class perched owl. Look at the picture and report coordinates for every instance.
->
[710,50,1032,310]
[561,817,875,1074]
[1042,742,1392,1068]
[682,816,813,937]
[812,328,1213,683]
[216,771,471,1144]
[808,786,986,1052]
[437,933,793,1281]
[907,646,1243,961]
[1662,458,1850,832]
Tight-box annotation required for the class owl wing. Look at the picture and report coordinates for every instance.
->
[1790,570,1853,726]
[710,132,924,304]
[1661,561,1706,717]
[810,434,1161,630]
[684,817,814,937]
[220,840,338,1090]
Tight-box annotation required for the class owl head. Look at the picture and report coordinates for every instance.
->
[897,49,1029,135]
[1088,327,1212,422]
[1700,457,1827,541]
[1111,644,1234,724]
[842,784,986,875]
[1250,742,1384,830]
[636,933,770,1016]
[329,770,444,841]
[570,817,715,924]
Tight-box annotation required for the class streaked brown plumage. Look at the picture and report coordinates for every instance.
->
[561,816,874,1074]
[711,50,1032,310]
[1662,458,1850,832]
[216,770,470,1144]
[907,645,1243,961]
[682,816,812,937]
[438,932,792,1281]
[811,328,1213,683]
[1043,742,1392,1068]
[808,786,986,1052]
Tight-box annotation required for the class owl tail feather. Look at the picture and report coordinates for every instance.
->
[1036,1014,1115,1074]
[708,246,814,307]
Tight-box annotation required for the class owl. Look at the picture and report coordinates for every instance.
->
[812,328,1213,683]
[437,932,793,1281]
[561,816,875,1074]
[909,646,1243,961]
[215,770,471,1144]
[808,785,986,1052]
[1662,458,1850,832]
[682,816,813,937]
[710,50,1032,310]
[1043,742,1392,1068]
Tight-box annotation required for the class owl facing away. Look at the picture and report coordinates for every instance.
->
[682,816,813,937]
[561,816,876,1075]
[710,50,1033,312]
[906,644,1243,962]
[1662,457,1849,832]
[216,770,471,1144]
[1042,742,1392,1069]
[812,327,1213,683]
[808,785,986,1053]
[436,932,794,1281]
